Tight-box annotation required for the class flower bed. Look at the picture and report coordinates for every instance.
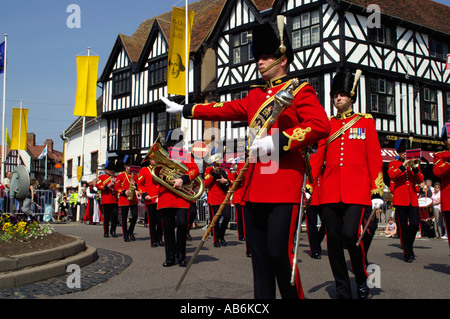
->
[0,213,54,243]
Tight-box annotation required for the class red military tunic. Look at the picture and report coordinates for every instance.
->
[231,162,246,206]
[433,151,450,212]
[137,166,159,205]
[204,166,232,206]
[312,112,384,206]
[157,153,200,210]
[97,173,117,205]
[388,160,424,207]
[183,76,330,204]
[114,172,139,207]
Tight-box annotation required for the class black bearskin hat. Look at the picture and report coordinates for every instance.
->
[395,139,409,153]
[330,72,358,102]
[104,160,115,171]
[252,20,294,65]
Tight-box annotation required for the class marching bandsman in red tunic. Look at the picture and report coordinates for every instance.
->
[311,71,384,299]
[204,153,233,247]
[156,131,200,267]
[388,139,424,261]
[97,161,118,238]
[433,123,450,248]
[137,160,163,247]
[162,18,330,299]
[114,155,140,242]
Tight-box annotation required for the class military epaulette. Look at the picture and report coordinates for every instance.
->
[357,113,373,119]
[250,84,268,89]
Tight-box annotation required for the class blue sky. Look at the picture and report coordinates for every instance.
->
[0,0,196,151]
[0,0,449,152]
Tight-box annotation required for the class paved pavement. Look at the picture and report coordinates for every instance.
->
[1,221,449,302]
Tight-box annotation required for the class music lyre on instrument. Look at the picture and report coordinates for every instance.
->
[126,165,140,201]
[142,139,205,202]
[176,78,300,291]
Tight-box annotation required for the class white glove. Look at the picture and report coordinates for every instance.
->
[249,135,275,158]
[161,96,183,114]
[304,192,311,201]
[371,198,383,210]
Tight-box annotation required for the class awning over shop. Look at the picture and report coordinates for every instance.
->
[381,148,436,163]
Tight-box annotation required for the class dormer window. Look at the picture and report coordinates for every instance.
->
[113,70,131,97]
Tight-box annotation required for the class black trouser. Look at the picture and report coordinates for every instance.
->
[305,205,325,256]
[102,204,118,235]
[209,204,231,243]
[120,205,138,239]
[395,205,419,259]
[160,208,188,261]
[235,203,246,240]
[188,202,197,232]
[321,203,368,299]
[245,202,303,299]
[444,211,450,248]
[361,206,378,265]
[145,203,163,244]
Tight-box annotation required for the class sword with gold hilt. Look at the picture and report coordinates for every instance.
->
[175,78,300,291]
[290,145,313,286]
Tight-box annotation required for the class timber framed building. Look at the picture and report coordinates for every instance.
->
[98,0,450,182]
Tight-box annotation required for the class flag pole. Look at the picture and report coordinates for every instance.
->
[77,46,89,221]
[1,34,8,180]
[45,145,48,180]
[183,0,189,149]
[19,99,22,153]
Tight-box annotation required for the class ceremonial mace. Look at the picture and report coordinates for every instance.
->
[176,78,300,291]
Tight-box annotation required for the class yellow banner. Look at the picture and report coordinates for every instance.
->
[6,128,11,149]
[167,7,194,96]
[11,108,28,150]
[74,55,99,117]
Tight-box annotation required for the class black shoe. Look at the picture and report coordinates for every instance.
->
[311,252,321,259]
[404,255,413,263]
[357,283,370,299]
[187,233,192,241]
[220,239,227,246]
[129,234,136,241]
[104,233,109,238]
[110,231,117,237]
[158,240,165,246]
[151,242,158,247]
[163,259,175,267]
[177,254,187,267]
[124,235,130,242]
[246,252,252,258]
[214,241,220,247]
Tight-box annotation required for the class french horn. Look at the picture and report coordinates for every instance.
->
[142,139,205,202]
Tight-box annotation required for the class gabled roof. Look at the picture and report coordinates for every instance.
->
[27,145,63,163]
[101,0,229,83]
[98,34,145,83]
[341,0,450,36]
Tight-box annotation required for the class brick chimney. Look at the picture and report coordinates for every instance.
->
[45,139,54,153]
[27,133,36,147]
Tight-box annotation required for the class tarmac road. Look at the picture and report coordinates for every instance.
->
[52,222,450,300]
[2,221,449,304]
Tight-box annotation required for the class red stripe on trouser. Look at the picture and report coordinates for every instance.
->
[288,204,304,299]
[357,206,368,278]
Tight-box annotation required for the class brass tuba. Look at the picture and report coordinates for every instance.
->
[142,140,205,202]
